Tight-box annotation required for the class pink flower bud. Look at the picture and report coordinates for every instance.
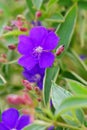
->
[56,45,64,56]
[23,93,33,105]
[19,27,28,32]
[35,11,42,18]
[4,26,13,31]
[34,86,40,92]
[37,98,42,102]
[8,45,16,50]
[7,94,24,105]
[22,80,33,90]
[1,54,7,59]
[11,20,23,28]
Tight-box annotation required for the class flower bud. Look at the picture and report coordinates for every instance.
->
[55,45,64,56]
[19,27,28,32]
[4,26,13,31]
[7,94,24,105]
[8,44,16,50]
[22,80,33,90]
[37,98,42,102]
[35,11,42,18]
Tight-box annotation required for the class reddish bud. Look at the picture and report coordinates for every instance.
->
[1,54,7,59]
[35,11,42,18]
[22,80,32,90]
[8,44,16,50]
[11,20,23,28]
[7,94,25,105]
[19,27,28,32]
[48,28,55,32]
[4,26,13,31]
[56,45,64,56]
[34,86,40,92]
[23,93,33,105]
[37,98,42,102]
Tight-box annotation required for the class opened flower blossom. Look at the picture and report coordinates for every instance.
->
[0,108,31,130]
[23,64,45,90]
[18,26,59,70]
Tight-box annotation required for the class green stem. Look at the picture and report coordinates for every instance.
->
[54,122,82,130]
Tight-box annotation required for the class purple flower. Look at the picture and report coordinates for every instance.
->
[0,108,31,130]
[31,21,42,26]
[48,126,54,130]
[18,26,59,70]
[23,64,45,89]
[80,55,87,60]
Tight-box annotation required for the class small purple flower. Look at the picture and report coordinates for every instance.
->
[31,21,42,26]
[23,64,45,90]
[48,126,54,130]
[18,26,59,70]
[0,108,31,130]
[80,55,87,60]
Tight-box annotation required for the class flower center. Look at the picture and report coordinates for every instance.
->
[35,46,43,53]
[34,74,41,81]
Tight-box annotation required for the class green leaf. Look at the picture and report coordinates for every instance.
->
[56,5,77,57]
[62,70,87,86]
[0,74,6,85]
[52,82,71,109]
[26,0,35,15]
[52,82,85,125]
[67,79,87,95]
[43,66,59,105]
[32,0,43,9]
[1,30,25,38]
[45,13,64,23]
[24,123,46,130]
[67,50,87,71]
[78,1,87,10]
[48,0,58,7]
[56,96,87,115]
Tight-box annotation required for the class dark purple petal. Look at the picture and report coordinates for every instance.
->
[31,21,42,26]
[2,108,19,129]
[23,64,45,89]
[48,126,54,130]
[39,52,55,68]
[29,26,48,45]
[18,55,37,70]
[18,35,34,55]
[42,31,60,50]
[16,115,30,129]
[37,80,43,90]
[0,123,9,130]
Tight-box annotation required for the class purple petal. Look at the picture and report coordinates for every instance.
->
[18,55,37,70]
[43,31,60,50]
[39,52,55,68]
[2,108,19,129]
[29,26,48,45]
[16,115,30,129]
[23,64,45,89]
[0,123,9,130]
[37,80,43,90]
[18,35,34,55]
[48,126,54,130]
